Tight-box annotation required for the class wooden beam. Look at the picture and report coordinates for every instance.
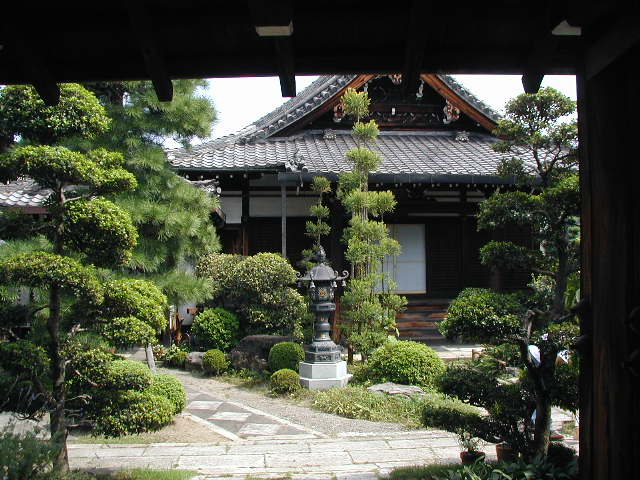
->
[401,1,427,95]
[14,39,60,106]
[281,184,287,257]
[521,35,559,93]
[585,16,640,80]
[275,37,296,97]
[126,3,173,102]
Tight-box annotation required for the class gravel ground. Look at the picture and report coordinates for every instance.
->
[160,367,416,436]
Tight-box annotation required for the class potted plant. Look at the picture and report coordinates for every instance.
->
[456,429,485,465]
[495,442,518,463]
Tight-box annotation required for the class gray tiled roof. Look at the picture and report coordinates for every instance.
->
[168,130,505,176]
[167,74,501,173]
[0,178,50,208]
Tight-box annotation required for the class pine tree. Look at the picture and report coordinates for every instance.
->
[336,88,406,361]
[83,80,220,305]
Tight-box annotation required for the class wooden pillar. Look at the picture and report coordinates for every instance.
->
[578,43,640,480]
[241,176,250,256]
[281,185,287,258]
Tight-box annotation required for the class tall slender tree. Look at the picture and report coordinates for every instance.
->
[336,88,406,361]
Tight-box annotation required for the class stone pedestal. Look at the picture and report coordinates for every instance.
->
[299,360,351,390]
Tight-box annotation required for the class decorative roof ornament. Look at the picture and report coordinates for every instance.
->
[416,80,424,99]
[455,131,470,142]
[333,104,344,123]
[443,100,461,124]
[388,74,402,85]
[189,178,222,195]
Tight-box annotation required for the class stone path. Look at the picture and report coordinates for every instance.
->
[182,385,322,441]
[69,430,497,480]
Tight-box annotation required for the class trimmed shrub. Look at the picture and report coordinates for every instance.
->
[192,307,240,351]
[547,442,577,468]
[438,361,499,406]
[439,288,524,343]
[94,390,174,437]
[146,374,187,414]
[421,393,484,433]
[270,368,300,395]
[365,341,446,388]
[268,341,304,372]
[104,360,152,391]
[0,425,58,480]
[203,349,229,375]
[168,350,188,369]
[196,253,245,300]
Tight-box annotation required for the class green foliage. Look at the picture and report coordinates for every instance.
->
[0,425,61,480]
[94,390,174,438]
[312,385,427,427]
[439,288,524,343]
[1,146,136,194]
[104,360,153,391]
[167,350,188,369]
[232,253,298,292]
[61,198,138,266]
[202,349,229,375]
[0,340,49,379]
[438,361,500,406]
[98,317,157,348]
[0,84,110,145]
[479,241,537,272]
[364,341,445,388]
[336,88,405,356]
[84,80,220,305]
[97,278,167,333]
[0,252,103,304]
[191,307,240,351]
[196,254,245,300]
[145,374,187,415]
[268,342,304,372]
[197,253,308,337]
[421,394,484,433]
[269,368,300,395]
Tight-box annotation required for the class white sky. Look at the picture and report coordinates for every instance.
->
[196,75,577,141]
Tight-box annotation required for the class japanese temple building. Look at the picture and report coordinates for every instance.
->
[167,74,532,304]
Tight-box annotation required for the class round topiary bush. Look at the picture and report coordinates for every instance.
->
[104,359,153,391]
[94,390,174,437]
[268,341,304,372]
[169,350,188,369]
[365,341,446,388]
[270,368,300,395]
[191,307,240,351]
[439,288,523,343]
[146,374,187,414]
[203,349,229,375]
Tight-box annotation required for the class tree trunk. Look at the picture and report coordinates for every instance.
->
[145,343,157,373]
[531,390,552,459]
[48,283,69,472]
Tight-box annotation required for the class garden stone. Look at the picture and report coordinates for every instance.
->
[367,382,425,397]
[186,351,205,371]
[230,335,295,371]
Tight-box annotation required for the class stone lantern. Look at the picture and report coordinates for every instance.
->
[297,247,351,389]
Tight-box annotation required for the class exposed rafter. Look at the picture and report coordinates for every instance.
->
[586,17,640,79]
[13,38,60,106]
[401,1,427,96]
[249,0,295,97]
[126,3,173,102]
[521,35,559,94]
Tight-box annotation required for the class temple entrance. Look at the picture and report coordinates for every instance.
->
[383,224,427,294]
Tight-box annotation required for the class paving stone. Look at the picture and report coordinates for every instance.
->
[144,445,227,456]
[188,401,223,410]
[239,423,282,436]
[350,448,437,464]
[95,447,147,458]
[265,451,353,468]
[178,453,265,469]
[208,411,251,422]
[322,440,390,452]
[227,442,311,454]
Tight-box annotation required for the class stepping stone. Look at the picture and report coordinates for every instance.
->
[208,411,251,422]
[187,400,223,410]
[238,423,281,436]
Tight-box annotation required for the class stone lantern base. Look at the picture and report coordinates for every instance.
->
[299,360,351,390]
